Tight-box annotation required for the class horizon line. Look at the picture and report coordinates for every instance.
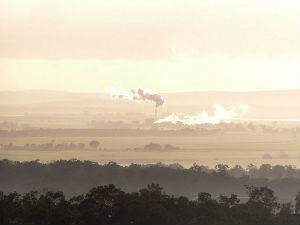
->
[0,88,299,94]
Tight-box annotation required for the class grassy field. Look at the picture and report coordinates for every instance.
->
[0,133,299,168]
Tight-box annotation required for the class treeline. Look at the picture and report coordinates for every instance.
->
[0,141,180,151]
[1,120,299,135]
[0,160,299,202]
[0,140,98,151]
[0,128,223,137]
[1,184,300,225]
[228,164,299,179]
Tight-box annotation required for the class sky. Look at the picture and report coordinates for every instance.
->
[0,0,299,92]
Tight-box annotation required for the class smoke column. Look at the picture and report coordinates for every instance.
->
[108,87,165,108]
[155,104,250,125]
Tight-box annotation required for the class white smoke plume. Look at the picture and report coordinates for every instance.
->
[155,104,250,125]
[109,87,165,108]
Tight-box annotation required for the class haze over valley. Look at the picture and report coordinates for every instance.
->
[1,0,299,224]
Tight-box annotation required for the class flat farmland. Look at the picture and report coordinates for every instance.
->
[0,133,299,168]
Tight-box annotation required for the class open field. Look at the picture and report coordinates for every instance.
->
[0,133,299,167]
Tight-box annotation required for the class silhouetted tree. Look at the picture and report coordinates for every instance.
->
[78,184,124,225]
[1,185,300,225]
[219,194,240,207]
[0,159,299,204]
[215,164,230,175]
[144,142,162,151]
[295,191,300,214]
[89,140,100,149]
[246,185,279,212]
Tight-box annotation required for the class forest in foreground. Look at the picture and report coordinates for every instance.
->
[0,160,299,202]
[1,183,300,225]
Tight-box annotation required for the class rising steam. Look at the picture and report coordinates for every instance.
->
[155,104,250,125]
[109,87,165,108]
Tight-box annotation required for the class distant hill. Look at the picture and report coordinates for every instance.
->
[163,90,300,119]
[0,89,299,119]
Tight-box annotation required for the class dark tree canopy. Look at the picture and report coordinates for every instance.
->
[0,184,299,225]
[0,159,299,203]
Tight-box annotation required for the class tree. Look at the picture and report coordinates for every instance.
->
[0,192,22,224]
[33,191,72,225]
[144,142,162,150]
[246,186,279,212]
[0,185,298,225]
[279,203,293,215]
[78,184,124,225]
[190,163,209,173]
[258,164,272,178]
[77,143,85,150]
[246,163,257,177]
[197,192,212,204]
[145,183,164,194]
[219,194,240,207]
[138,184,166,202]
[136,184,169,225]
[215,164,230,174]
[229,165,245,177]
[89,140,100,149]
[271,165,285,179]
[295,191,300,214]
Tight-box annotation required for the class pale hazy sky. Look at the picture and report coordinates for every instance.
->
[0,0,299,92]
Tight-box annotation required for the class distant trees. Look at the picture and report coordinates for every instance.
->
[215,164,230,174]
[77,143,85,150]
[0,141,87,151]
[143,142,180,151]
[143,142,162,150]
[1,184,299,225]
[0,159,299,202]
[0,140,183,152]
[164,144,180,150]
[89,140,100,149]
[229,165,246,177]
[190,163,209,173]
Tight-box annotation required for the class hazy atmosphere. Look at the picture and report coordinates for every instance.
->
[0,1,299,224]
[0,0,299,92]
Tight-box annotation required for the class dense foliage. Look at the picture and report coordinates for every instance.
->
[1,184,299,225]
[0,160,299,201]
